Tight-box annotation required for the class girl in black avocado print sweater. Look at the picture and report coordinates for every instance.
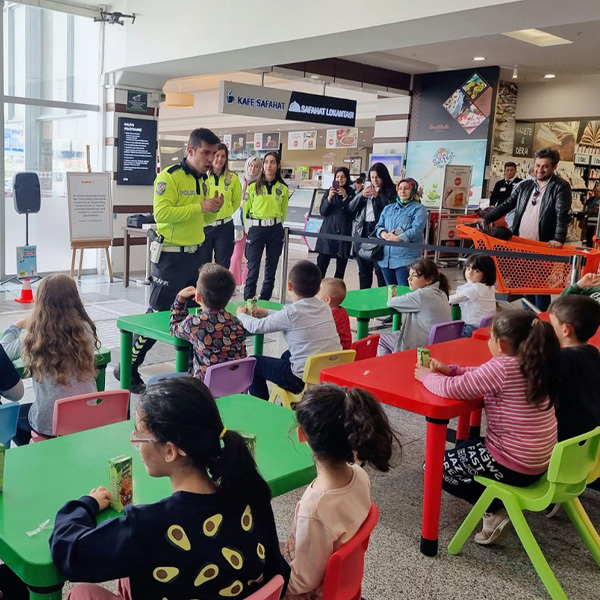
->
[50,378,289,600]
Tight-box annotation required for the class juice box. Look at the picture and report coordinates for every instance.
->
[387,285,397,299]
[246,297,257,316]
[417,347,431,368]
[0,443,5,493]
[109,455,133,512]
[241,432,257,459]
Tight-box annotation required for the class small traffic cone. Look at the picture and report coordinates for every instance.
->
[15,278,34,303]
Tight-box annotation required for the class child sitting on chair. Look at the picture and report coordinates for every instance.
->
[282,384,399,600]
[170,263,246,380]
[237,261,340,400]
[317,278,352,350]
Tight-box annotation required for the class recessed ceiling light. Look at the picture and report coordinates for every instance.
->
[246,130,250,132]
[512,66,519,79]
[473,56,486,61]
[362,139,367,142]
[277,128,281,131]
[502,28,572,47]
[359,130,364,133]
[544,73,556,79]
[310,74,320,80]
[319,136,323,138]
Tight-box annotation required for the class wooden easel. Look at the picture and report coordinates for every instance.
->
[70,239,113,282]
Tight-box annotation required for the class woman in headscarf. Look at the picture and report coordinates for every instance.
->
[315,166,355,279]
[229,156,262,286]
[375,177,428,286]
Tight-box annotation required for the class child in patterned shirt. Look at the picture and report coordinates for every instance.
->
[170,263,246,379]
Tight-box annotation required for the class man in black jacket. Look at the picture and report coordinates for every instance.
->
[483,147,572,310]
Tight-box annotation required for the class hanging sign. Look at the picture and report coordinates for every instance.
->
[326,128,359,148]
[288,131,317,150]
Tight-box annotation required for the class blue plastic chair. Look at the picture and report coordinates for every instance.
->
[0,402,20,447]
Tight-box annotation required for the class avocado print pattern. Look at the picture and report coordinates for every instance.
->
[166,525,191,551]
[241,505,253,532]
[203,514,223,537]
[219,580,244,597]
[194,563,219,586]
[153,566,179,583]
[247,574,264,585]
[222,547,244,570]
[256,543,266,560]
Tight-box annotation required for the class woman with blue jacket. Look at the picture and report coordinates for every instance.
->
[375,178,428,286]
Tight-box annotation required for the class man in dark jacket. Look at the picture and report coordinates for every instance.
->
[483,147,572,310]
[489,161,522,207]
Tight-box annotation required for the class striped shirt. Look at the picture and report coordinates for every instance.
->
[422,355,556,475]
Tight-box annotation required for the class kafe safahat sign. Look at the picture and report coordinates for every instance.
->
[219,81,357,127]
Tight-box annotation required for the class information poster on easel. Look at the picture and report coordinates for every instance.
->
[442,165,472,209]
[67,173,113,241]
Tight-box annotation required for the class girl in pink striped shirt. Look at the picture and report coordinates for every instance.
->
[414,310,560,545]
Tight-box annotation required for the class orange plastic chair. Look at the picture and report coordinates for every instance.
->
[351,334,380,361]
[321,503,380,600]
[244,575,285,600]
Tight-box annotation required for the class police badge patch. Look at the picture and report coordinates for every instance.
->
[156,181,166,195]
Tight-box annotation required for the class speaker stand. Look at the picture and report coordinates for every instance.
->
[0,213,42,288]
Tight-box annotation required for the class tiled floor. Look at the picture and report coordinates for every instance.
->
[1,255,599,600]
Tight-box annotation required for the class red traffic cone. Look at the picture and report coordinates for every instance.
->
[15,278,34,303]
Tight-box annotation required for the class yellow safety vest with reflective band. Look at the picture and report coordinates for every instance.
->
[153,159,218,245]
[206,171,242,221]
[244,180,289,221]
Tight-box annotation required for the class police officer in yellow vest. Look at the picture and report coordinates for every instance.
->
[116,128,223,392]
[243,151,289,300]
[200,143,242,267]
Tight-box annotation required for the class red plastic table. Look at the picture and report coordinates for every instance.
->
[320,337,491,557]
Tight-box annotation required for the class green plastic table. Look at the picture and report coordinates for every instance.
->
[341,286,411,339]
[0,393,314,599]
[116,300,283,391]
[12,348,112,392]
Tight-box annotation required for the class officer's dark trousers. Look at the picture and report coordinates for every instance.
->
[198,221,235,268]
[244,223,284,300]
[131,248,203,371]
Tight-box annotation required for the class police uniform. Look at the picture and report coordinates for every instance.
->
[198,170,242,267]
[128,158,218,379]
[243,179,289,300]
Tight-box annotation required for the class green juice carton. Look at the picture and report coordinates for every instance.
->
[246,297,258,316]
[0,443,4,493]
[109,455,133,512]
[387,285,397,299]
[241,433,257,459]
[417,347,431,368]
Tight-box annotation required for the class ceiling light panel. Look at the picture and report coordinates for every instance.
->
[502,29,572,47]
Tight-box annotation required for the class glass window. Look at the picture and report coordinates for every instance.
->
[4,103,100,274]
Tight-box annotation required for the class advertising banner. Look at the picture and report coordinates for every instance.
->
[16,245,37,279]
[513,121,535,158]
[254,132,280,151]
[442,165,472,209]
[326,128,358,149]
[288,131,317,150]
[532,121,580,162]
[219,81,356,127]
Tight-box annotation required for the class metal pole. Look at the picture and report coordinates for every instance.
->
[279,227,290,304]
[569,254,583,286]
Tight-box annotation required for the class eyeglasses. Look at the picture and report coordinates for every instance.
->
[130,430,158,451]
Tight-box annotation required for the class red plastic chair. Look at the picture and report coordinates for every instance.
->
[321,503,380,600]
[351,334,380,361]
[244,575,285,600]
[204,357,256,398]
[427,320,465,345]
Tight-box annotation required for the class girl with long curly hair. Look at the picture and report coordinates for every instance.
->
[1,273,100,445]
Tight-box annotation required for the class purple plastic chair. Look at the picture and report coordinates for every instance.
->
[479,314,495,328]
[204,357,257,398]
[427,320,465,345]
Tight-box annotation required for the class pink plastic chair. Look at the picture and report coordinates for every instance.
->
[427,320,465,345]
[351,334,380,361]
[204,357,257,398]
[321,503,380,600]
[244,575,285,600]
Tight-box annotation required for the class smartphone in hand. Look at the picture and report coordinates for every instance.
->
[332,180,340,191]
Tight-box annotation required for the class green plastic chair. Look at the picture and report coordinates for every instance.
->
[571,440,600,548]
[448,427,600,600]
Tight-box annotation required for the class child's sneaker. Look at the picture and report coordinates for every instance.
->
[474,509,511,545]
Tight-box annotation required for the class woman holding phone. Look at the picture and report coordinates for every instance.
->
[375,177,428,286]
[349,163,397,289]
[315,167,356,279]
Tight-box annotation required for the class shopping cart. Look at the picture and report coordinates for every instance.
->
[456,218,600,294]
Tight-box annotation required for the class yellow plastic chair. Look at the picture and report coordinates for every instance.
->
[448,427,600,600]
[269,350,356,409]
[571,439,600,548]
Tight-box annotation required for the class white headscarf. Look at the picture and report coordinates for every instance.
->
[245,156,262,183]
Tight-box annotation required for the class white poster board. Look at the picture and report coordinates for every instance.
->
[442,165,473,209]
[67,173,113,241]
